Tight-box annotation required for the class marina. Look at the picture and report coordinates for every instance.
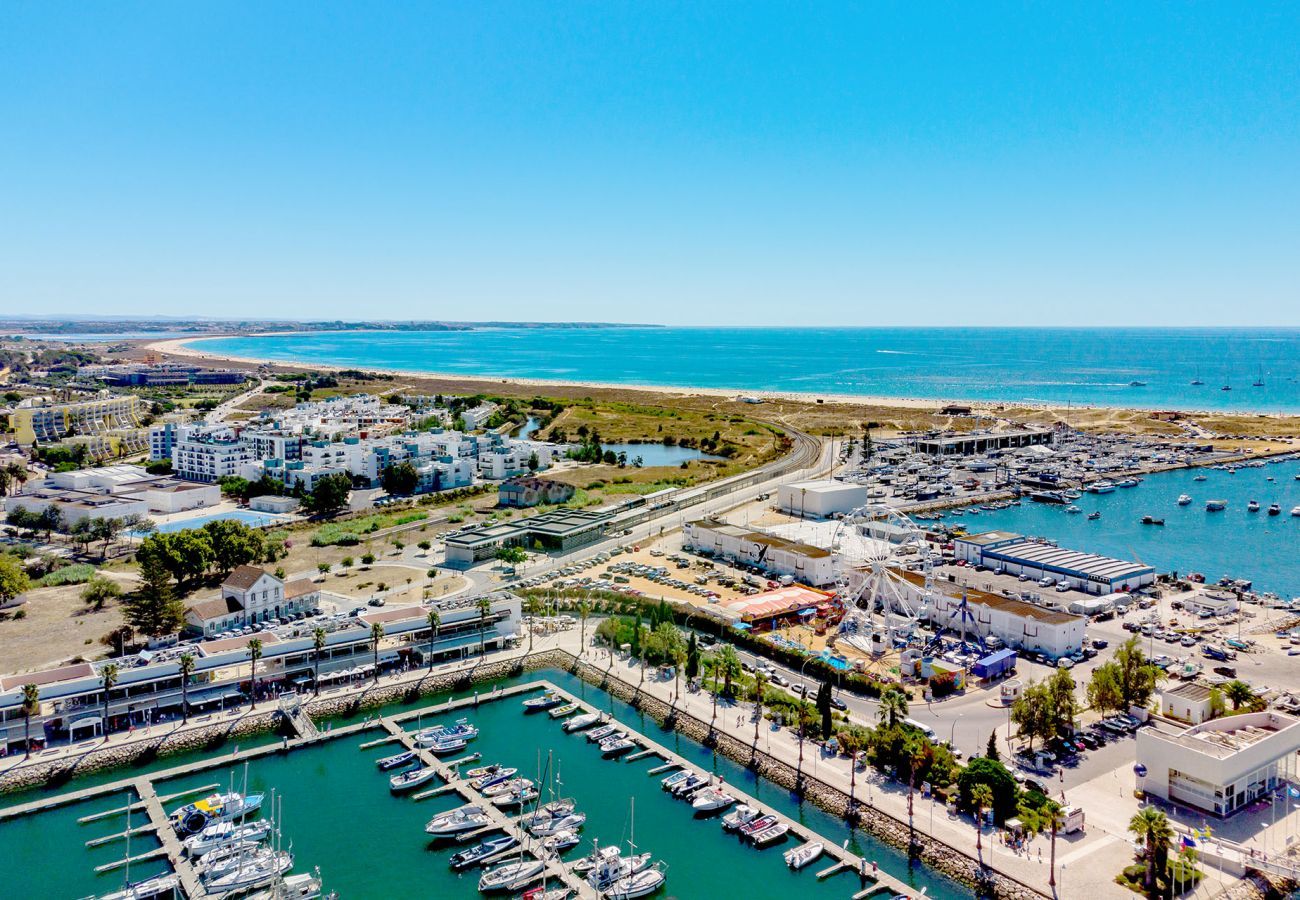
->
[0,673,969,900]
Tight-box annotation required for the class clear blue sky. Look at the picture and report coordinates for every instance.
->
[2,3,1297,326]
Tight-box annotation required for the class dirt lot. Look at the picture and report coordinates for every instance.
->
[0,572,138,674]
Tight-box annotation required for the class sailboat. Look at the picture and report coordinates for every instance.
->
[587,799,655,892]
[1191,368,1204,386]
[1253,367,1265,388]
[93,790,182,900]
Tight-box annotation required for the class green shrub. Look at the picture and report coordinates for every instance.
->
[36,563,98,587]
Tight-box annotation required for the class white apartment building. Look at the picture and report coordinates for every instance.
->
[459,403,498,431]
[173,430,257,483]
[683,520,837,586]
[1136,711,1300,816]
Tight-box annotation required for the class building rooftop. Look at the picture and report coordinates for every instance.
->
[1154,711,1300,759]
[956,531,1024,546]
[223,565,270,591]
[689,520,831,558]
[0,662,96,692]
[983,541,1154,580]
[1164,682,1214,702]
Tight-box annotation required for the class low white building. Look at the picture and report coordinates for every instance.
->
[926,584,1086,658]
[777,480,869,518]
[955,531,1156,596]
[1136,710,1300,816]
[1183,590,1240,617]
[683,520,836,586]
[1161,682,1217,726]
[185,565,320,635]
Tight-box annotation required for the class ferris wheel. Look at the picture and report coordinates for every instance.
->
[830,503,935,652]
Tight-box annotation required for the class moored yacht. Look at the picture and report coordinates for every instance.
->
[170,791,264,836]
[478,858,546,893]
[1177,494,1192,505]
[1268,503,1281,515]
[1205,499,1227,511]
[425,804,493,837]
[390,766,438,793]
[1087,481,1116,494]
[563,712,602,732]
[1248,500,1261,512]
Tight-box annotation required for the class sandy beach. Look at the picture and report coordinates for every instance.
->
[143,333,1224,419]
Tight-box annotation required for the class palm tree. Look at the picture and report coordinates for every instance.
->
[312,627,327,695]
[1044,799,1064,891]
[178,653,195,723]
[578,601,590,656]
[1128,807,1173,895]
[879,686,908,729]
[971,783,994,864]
[716,645,741,698]
[671,645,686,709]
[100,664,119,740]
[370,623,384,682]
[525,596,541,656]
[477,597,492,656]
[425,610,440,670]
[1224,679,1255,710]
[20,683,40,758]
[247,639,263,709]
[752,671,767,744]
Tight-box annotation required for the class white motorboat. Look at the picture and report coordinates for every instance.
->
[784,840,824,870]
[419,733,470,755]
[1193,474,1207,481]
[659,770,691,791]
[390,766,439,793]
[721,804,760,831]
[1065,505,1081,514]
[478,858,546,893]
[563,712,601,733]
[471,767,519,791]
[542,829,582,853]
[529,811,586,837]
[669,774,707,797]
[449,835,519,870]
[95,873,181,900]
[587,852,652,891]
[548,703,578,719]
[202,849,293,893]
[493,785,540,808]
[1116,478,1139,488]
[585,724,619,743]
[603,865,666,899]
[1292,506,1300,517]
[1206,499,1227,511]
[520,798,577,831]
[749,822,790,847]
[1087,480,1116,494]
[600,736,636,757]
[1177,494,1192,506]
[376,750,417,771]
[483,776,533,798]
[690,787,736,813]
[1248,500,1261,512]
[522,691,566,713]
[425,804,493,836]
[571,844,621,876]
[183,819,273,857]
[245,871,327,900]
[1269,503,1281,515]
[415,719,478,746]
[170,791,264,836]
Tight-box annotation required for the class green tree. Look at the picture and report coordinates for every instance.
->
[425,610,440,670]
[312,626,327,695]
[1207,686,1226,720]
[0,552,32,603]
[202,519,267,575]
[1129,807,1174,896]
[178,653,196,723]
[1086,661,1125,715]
[123,552,186,638]
[100,664,119,739]
[957,756,1020,824]
[247,639,263,709]
[816,680,833,739]
[1114,637,1164,707]
[970,783,994,863]
[878,686,909,729]
[370,622,384,682]
[381,461,419,496]
[81,575,122,611]
[20,683,40,758]
[495,545,528,566]
[304,472,352,516]
[752,671,767,742]
[1046,666,1079,736]
[1223,680,1255,710]
[716,644,742,697]
[578,600,589,655]
[985,731,1001,764]
[685,632,700,681]
[477,596,493,656]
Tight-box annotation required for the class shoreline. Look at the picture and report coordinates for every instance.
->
[146,334,1296,420]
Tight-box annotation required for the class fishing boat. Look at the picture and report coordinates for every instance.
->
[722,804,760,831]
[1087,511,1101,521]
[690,787,736,813]
[783,840,824,870]
[563,712,602,732]
[471,767,519,791]
[749,822,791,847]
[603,865,667,899]
[1205,499,1227,512]
[522,691,566,713]
[376,750,417,771]
[183,819,274,857]
[530,811,586,837]
[478,859,546,893]
[600,735,636,757]
[585,724,619,743]
[660,770,692,791]
[1177,494,1193,505]
[548,703,578,719]
[541,829,582,853]
[170,791,264,836]
[449,835,519,870]
[1248,500,1261,512]
[202,849,294,894]
[1269,504,1281,515]
[390,766,439,793]
[425,804,493,837]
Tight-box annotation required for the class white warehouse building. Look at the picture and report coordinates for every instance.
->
[683,520,836,586]
[777,480,870,518]
[924,583,1086,659]
[954,531,1157,596]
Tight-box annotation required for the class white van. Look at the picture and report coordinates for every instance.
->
[903,718,937,740]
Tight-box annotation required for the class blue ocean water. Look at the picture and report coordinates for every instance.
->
[960,460,1300,598]
[192,327,1300,412]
